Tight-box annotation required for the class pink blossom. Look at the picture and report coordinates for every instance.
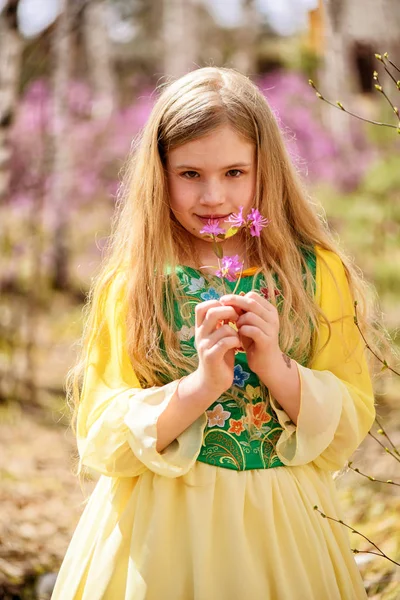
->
[199,220,225,236]
[215,255,244,281]
[247,208,270,237]
[225,206,245,228]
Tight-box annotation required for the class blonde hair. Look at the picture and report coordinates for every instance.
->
[67,67,387,425]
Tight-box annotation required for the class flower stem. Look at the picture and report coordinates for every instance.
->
[232,265,244,295]
[212,234,227,295]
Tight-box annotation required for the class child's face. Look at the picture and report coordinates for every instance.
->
[166,125,256,248]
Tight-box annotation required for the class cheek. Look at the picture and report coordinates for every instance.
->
[168,179,181,212]
[168,178,194,212]
[233,176,256,202]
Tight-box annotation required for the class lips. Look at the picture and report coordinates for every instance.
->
[196,214,231,222]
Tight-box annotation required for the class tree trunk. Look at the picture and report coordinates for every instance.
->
[232,0,258,77]
[50,0,73,290]
[83,0,117,120]
[162,0,197,77]
[321,0,352,141]
[0,0,23,203]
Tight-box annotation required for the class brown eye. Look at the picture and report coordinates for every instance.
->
[182,171,199,179]
[227,169,243,177]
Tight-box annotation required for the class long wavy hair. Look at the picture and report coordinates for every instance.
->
[67,66,387,423]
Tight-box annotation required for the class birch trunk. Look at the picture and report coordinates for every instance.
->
[50,0,73,289]
[83,0,117,120]
[0,0,23,202]
[233,0,258,77]
[163,0,197,77]
[321,0,352,141]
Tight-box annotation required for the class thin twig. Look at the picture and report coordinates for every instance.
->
[377,52,400,76]
[374,416,400,455]
[387,59,400,76]
[368,431,400,464]
[382,64,400,88]
[373,72,399,118]
[308,77,400,129]
[353,301,400,376]
[308,81,398,129]
[347,461,400,487]
[314,506,400,567]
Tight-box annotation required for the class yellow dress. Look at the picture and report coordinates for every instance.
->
[52,247,375,600]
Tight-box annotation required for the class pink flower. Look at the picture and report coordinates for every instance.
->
[216,255,244,281]
[225,206,246,228]
[199,219,225,236]
[247,208,270,237]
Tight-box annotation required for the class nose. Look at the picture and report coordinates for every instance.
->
[200,179,225,206]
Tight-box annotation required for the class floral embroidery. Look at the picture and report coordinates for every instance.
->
[233,364,250,388]
[246,402,272,429]
[177,325,195,341]
[228,418,245,436]
[170,249,316,471]
[188,276,205,293]
[244,384,261,401]
[200,287,220,301]
[207,403,231,427]
[260,287,281,301]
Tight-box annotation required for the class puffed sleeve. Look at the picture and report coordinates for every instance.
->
[270,246,375,471]
[76,273,207,479]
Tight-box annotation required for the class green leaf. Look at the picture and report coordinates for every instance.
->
[212,240,224,259]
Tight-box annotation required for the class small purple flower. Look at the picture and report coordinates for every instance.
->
[199,219,225,236]
[247,208,270,237]
[225,206,245,228]
[215,255,244,282]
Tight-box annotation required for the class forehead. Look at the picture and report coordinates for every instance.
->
[167,125,255,168]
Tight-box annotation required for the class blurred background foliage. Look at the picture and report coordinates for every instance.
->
[0,0,399,598]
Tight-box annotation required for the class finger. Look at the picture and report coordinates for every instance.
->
[206,323,240,349]
[220,291,276,315]
[205,334,242,361]
[247,291,277,312]
[197,324,238,355]
[237,325,265,344]
[195,300,222,328]
[236,311,275,335]
[201,305,239,336]
[220,294,270,321]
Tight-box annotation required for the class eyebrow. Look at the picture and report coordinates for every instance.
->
[173,162,252,170]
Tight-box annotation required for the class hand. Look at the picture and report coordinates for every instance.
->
[219,291,281,378]
[194,299,241,397]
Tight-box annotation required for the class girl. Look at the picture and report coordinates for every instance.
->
[52,67,376,599]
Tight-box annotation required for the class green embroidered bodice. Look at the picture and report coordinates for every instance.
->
[171,251,316,471]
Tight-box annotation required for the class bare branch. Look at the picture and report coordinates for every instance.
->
[347,461,400,487]
[314,506,400,567]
